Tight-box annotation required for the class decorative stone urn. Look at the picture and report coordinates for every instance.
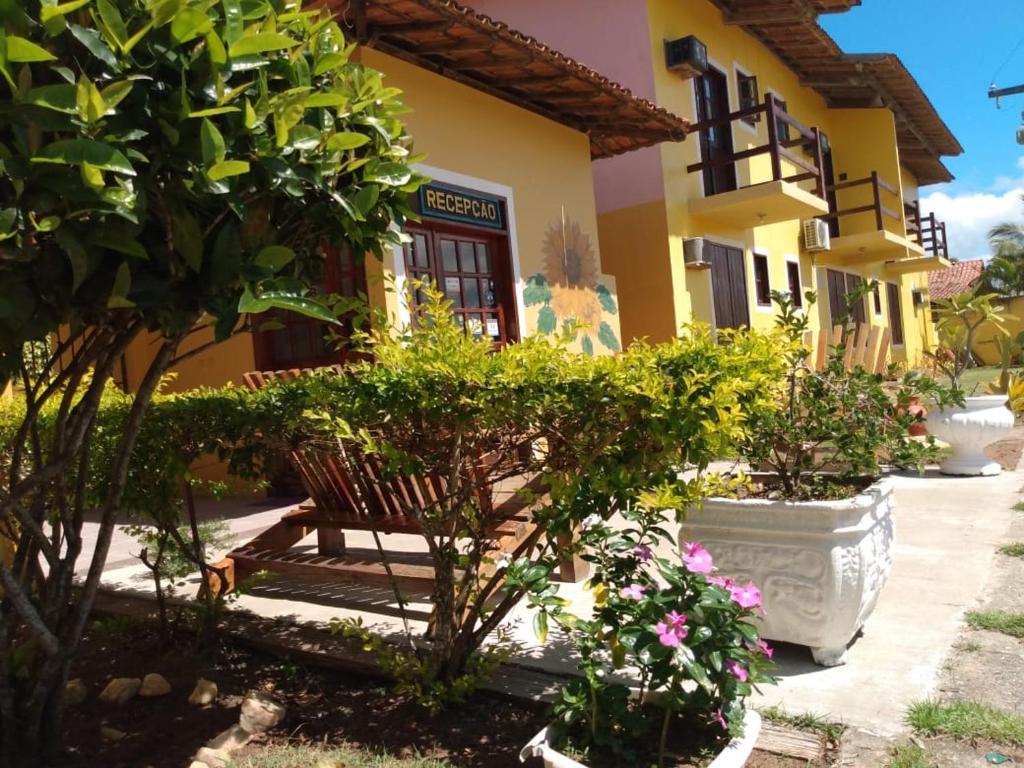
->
[926,395,1015,476]
[680,478,895,667]
[520,711,762,768]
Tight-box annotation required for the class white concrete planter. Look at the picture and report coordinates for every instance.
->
[681,478,895,667]
[926,395,1014,476]
[520,711,762,768]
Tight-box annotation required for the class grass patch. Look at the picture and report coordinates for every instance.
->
[998,542,1024,558]
[888,744,932,768]
[759,706,846,740]
[1012,501,1024,513]
[907,700,1024,746]
[953,639,982,653]
[956,366,1004,396]
[230,744,454,768]
[966,610,1024,638]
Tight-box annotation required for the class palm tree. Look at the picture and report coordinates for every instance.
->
[984,194,1024,296]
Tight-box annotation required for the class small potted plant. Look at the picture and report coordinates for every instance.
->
[518,505,774,768]
[680,289,956,666]
[925,291,1016,475]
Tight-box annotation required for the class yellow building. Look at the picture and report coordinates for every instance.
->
[470,0,961,366]
[115,0,687,392]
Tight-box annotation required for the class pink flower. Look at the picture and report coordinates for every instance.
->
[681,542,714,574]
[729,581,762,609]
[707,575,734,589]
[756,639,774,659]
[619,583,646,601]
[714,708,728,730]
[655,612,689,648]
[724,660,748,682]
[633,544,653,562]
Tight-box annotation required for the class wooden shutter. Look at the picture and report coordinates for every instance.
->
[826,269,847,327]
[844,273,866,325]
[710,244,750,330]
[887,282,905,345]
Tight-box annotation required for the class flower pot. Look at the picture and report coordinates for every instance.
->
[681,478,895,667]
[519,711,762,768]
[907,395,928,437]
[926,395,1014,476]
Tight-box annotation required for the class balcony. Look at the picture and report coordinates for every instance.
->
[686,94,831,228]
[818,172,921,264]
[882,200,951,274]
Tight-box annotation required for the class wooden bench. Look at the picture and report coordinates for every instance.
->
[215,366,583,596]
[803,323,891,375]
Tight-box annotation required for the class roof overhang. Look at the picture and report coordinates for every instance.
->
[708,1,961,186]
[339,0,689,159]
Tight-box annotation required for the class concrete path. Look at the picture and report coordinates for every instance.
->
[87,465,1024,737]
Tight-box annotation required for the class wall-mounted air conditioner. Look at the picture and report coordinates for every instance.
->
[912,288,926,306]
[802,219,831,252]
[683,237,710,269]
[665,36,708,79]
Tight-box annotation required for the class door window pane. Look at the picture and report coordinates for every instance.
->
[458,241,476,272]
[414,233,429,268]
[475,243,489,272]
[441,239,458,272]
[463,278,481,308]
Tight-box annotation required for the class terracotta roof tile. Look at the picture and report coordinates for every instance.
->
[341,0,689,159]
[929,259,984,301]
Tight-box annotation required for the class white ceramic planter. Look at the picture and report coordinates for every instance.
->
[926,395,1014,476]
[681,478,895,667]
[520,711,762,768]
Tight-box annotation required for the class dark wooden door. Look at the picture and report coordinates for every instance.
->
[403,225,517,344]
[826,269,866,328]
[695,67,737,196]
[709,243,750,330]
[820,133,840,238]
[887,282,905,345]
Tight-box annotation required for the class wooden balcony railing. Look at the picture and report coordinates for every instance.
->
[904,200,948,257]
[819,171,901,232]
[686,93,828,199]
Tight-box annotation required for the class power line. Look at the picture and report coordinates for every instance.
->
[991,32,1024,87]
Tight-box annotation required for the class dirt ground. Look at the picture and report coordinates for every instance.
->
[57,617,825,768]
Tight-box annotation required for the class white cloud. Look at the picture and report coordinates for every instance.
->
[921,184,1024,262]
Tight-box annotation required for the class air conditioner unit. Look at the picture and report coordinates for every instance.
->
[802,219,831,252]
[683,237,710,269]
[665,36,708,79]
[912,288,926,306]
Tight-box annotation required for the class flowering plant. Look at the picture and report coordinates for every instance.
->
[528,505,775,767]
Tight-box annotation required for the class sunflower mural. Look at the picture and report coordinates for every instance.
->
[524,215,621,355]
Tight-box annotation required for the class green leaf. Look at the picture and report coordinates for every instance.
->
[238,289,339,324]
[255,245,295,271]
[108,262,134,307]
[90,231,147,259]
[171,211,203,271]
[596,283,618,314]
[287,124,320,150]
[313,52,347,76]
[221,0,243,43]
[40,0,91,23]
[170,8,213,43]
[150,0,184,27]
[123,22,153,54]
[96,0,128,47]
[354,185,379,216]
[533,611,548,644]
[207,159,249,180]
[56,227,89,292]
[75,75,107,123]
[25,84,76,113]
[206,30,227,64]
[100,80,133,110]
[68,24,118,69]
[187,106,239,118]
[523,274,551,306]
[7,36,57,63]
[33,139,135,175]
[35,215,61,232]
[200,118,226,166]
[228,32,299,57]
[326,132,370,151]
[80,162,104,188]
[366,162,412,186]
[537,305,556,335]
[598,321,620,352]
[243,97,256,128]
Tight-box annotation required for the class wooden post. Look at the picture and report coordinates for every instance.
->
[556,530,589,583]
[766,94,782,182]
[811,127,826,199]
[871,171,883,231]
[318,528,346,557]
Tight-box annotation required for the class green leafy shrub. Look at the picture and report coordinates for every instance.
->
[527,505,775,767]
[738,290,958,499]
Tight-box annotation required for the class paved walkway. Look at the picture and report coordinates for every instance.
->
[89,465,1024,736]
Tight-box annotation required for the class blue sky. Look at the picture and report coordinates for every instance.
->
[822,0,1024,260]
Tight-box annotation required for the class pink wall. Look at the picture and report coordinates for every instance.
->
[465,0,666,213]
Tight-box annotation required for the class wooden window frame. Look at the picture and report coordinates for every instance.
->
[785,259,803,308]
[887,282,905,346]
[752,252,771,307]
[736,70,760,126]
[872,283,883,317]
[767,91,791,142]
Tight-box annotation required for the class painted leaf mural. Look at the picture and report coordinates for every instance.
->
[530,214,621,355]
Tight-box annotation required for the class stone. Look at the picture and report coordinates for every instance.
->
[194,747,230,768]
[139,672,171,697]
[239,695,286,734]
[100,726,127,742]
[63,678,88,707]
[207,724,250,753]
[98,677,141,705]
[188,678,218,706]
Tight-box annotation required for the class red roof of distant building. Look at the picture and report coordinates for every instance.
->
[929,259,984,301]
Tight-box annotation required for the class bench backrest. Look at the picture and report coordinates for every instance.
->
[803,323,891,375]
